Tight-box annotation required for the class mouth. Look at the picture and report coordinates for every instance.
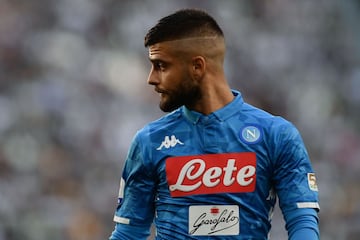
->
[155,88,166,95]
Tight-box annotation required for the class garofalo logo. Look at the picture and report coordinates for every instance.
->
[165,153,256,197]
[188,205,240,236]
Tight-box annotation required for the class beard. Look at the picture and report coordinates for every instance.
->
[159,77,202,112]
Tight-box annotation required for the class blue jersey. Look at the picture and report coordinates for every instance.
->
[110,90,319,239]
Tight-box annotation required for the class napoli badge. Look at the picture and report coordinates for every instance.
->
[240,125,262,144]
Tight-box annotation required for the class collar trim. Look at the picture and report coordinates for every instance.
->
[182,90,243,124]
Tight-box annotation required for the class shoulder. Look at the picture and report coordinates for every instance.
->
[241,102,293,129]
[240,102,307,162]
[134,108,184,141]
[127,109,184,168]
[239,102,302,148]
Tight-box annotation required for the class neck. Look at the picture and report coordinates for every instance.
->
[188,79,234,115]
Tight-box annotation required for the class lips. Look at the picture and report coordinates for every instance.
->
[154,88,165,99]
[155,87,166,95]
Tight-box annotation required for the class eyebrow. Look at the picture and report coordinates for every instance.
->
[148,58,163,63]
[148,53,170,63]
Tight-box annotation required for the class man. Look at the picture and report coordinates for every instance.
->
[109,9,320,239]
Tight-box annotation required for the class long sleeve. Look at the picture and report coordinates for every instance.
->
[284,208,320,240]
[109,223,151,240]
[109,133,156,239]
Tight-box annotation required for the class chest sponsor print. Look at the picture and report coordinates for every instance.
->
[165,152,256,197]
[189,205,240,236]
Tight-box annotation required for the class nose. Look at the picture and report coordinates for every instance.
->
[147,68,159,86]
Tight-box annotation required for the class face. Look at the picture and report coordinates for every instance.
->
[147,42,201,112]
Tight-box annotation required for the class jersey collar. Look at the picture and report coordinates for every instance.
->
[182,90,244,124]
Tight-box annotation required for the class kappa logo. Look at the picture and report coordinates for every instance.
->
[157,135,184,150]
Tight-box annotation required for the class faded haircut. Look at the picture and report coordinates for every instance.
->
[144,9,224,47]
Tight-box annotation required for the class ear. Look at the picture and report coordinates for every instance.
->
[191,56,206,79]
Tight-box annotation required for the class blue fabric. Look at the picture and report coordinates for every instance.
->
[284,208,320,240]
[109,223,150,240]
[109,90,320,239]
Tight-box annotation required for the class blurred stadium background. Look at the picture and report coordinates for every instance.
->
[0,0,359,239]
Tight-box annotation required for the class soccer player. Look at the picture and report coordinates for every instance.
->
[109,9,320,240]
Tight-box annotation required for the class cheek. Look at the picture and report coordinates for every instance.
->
[163,65,192,89]
[163,71,181,88]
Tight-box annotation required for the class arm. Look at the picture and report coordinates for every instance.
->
[271,121,320,239]
[109,134,156,240]
[284,208,320,240]
[110,223,151,240]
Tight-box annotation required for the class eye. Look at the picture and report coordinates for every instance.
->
[153,61,166,71]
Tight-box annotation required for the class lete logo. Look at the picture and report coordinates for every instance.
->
[165,153,256,197]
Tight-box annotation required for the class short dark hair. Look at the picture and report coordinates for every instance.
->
[144,9,224,47]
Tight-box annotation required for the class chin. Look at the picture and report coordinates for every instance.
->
[159,101,179,112]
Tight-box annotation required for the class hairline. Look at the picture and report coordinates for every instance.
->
[146,35,224,49]
[148,35,226,67]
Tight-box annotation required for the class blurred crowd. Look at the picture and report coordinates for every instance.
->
[0,0,359,239]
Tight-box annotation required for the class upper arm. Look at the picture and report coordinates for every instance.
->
[272,123,320,212]
[110,134,157,239]
[271,124,320,239]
